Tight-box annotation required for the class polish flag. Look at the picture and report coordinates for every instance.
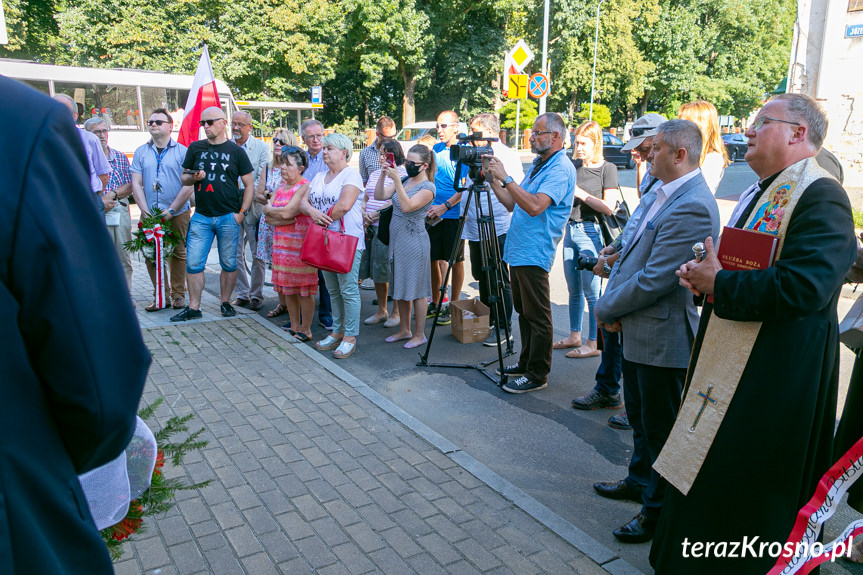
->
[178,45,221,146]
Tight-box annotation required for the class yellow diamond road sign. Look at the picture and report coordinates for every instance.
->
[507,40,534,73]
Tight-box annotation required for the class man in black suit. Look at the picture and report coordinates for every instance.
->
[0,77,150,572]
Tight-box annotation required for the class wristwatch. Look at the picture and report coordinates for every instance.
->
[241,208,249,216]
[600,255,612,274]
[502,176,515,187]
[168,207,176,216]
[443,200,452,210]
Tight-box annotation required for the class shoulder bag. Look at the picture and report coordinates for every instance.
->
[301,208,359,274]
[597,163,630,246]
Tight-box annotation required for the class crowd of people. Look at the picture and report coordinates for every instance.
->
[64,86,863,571]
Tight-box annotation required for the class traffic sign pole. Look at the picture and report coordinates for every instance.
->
[515,100,520,152]
[539,0,550,114]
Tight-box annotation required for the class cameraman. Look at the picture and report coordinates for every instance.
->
[462,113,524,346]
[483,113,576,394]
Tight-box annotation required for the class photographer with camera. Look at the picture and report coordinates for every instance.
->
[459,113,524,346]
[482,113,576,394]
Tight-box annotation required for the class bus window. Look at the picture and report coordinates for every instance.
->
[54,82,140,130]
[18,79,50,95]
[140,86,190,129]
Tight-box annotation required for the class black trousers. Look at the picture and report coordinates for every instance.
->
[469,234,512,329]
[511,266,552,383]
[622,358,686,519]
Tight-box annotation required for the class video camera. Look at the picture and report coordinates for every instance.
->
[449,132,497,167]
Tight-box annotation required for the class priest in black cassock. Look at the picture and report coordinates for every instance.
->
[650,93,857,573]
[0,77,150,572]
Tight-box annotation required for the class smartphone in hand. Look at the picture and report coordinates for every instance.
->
[385,152,395,168]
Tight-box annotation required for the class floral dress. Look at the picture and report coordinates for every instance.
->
[256,167,282,264]
[271,178,318,296]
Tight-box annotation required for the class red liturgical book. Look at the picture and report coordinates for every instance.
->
[707,226,778,303]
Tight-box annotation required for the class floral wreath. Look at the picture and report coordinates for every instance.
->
[124,208,181,262]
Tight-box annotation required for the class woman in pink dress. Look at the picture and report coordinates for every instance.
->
[263,147,316,342]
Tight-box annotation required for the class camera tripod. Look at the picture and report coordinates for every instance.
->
[417,166,514,386]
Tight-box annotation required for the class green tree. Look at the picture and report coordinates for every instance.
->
[498,98,537,131]
[573,103,611,128]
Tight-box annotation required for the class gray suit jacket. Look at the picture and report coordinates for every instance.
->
[595,171,719,369]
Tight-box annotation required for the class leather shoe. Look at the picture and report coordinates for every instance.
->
[232,297,251,308]
[612,512,657,543]
[248,298,263,311]
[593,479,644,503]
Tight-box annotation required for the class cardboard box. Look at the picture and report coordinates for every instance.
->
[450,298,490,344]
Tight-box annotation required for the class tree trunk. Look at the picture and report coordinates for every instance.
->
[568,91,578,121]
[401,62,416,126]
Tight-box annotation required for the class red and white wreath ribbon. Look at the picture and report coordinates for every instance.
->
[144,224,167,308]
[768,436,863,574]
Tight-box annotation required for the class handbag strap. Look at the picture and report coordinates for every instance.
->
[326,206,347,234]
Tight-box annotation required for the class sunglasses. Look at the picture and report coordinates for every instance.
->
[436,123,456,129]
[198,118,225,127]
[631,126,654,138]
[147,120,170,126]
[280,146,302,155]
[404,160,425,169]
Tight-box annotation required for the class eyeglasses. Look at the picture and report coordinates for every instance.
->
[531,130,556,136]
[147,120,170,126]
[231,122,249,128]
[91,129,109,135]
[198,118,225,127]
[436,123,456,130]
[304,134,323,140]
[751,116,800,132]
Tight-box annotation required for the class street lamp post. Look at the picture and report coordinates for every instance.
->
[589,0,606,121]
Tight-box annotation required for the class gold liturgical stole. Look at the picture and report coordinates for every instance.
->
[653,157,831,495]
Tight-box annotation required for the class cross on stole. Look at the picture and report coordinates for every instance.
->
[688,385,717,432]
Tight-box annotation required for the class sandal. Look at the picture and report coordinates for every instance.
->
[333,340,356,359]
[293,332,312,343]
[566,345,600,358]
[552,339,581,350]
[315,335,342,351]
[267,304,287,318]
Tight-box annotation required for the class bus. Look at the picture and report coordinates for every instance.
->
[0,58,240,156]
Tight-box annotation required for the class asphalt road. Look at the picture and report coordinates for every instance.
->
[209,157,861,574]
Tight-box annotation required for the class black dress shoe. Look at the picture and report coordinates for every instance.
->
[232,297,251,308]
[593,479,644,503]
[612,512,657,543]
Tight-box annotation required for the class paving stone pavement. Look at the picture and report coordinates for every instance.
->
[113,304,639,574]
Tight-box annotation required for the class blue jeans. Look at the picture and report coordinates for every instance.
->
[186,212,240,274]
[321,250,363,336]
[318,270,332,322]
[594,328,623,396]
[562,221,602,340]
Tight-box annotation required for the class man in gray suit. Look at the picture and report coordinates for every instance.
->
[592,119,719,543]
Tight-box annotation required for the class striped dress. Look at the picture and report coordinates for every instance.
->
[271,178,318,296]
[389,180,435,301]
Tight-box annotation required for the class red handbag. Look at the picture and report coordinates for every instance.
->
[300,211,359,274]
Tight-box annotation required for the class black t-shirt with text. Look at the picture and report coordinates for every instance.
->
[182,140,253,217]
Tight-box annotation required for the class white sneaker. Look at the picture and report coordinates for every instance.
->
[360,278,375,290]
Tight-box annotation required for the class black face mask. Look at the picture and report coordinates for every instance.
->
[405,161,423,177]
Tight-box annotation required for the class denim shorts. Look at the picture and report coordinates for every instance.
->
[186,212,241,273]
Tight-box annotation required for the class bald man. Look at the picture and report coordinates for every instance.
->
[230,111,270,311]
[174,106,254,321]
[53,94,110,198]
